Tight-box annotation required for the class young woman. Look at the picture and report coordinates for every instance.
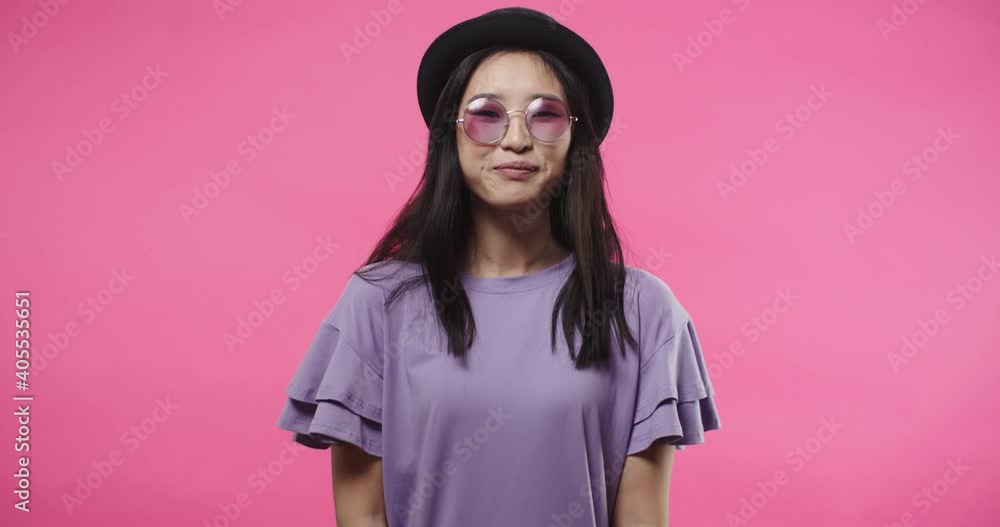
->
[277,7,721,526]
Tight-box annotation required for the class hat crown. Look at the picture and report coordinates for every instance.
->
[416,6,614,142]
[480,7,557,24]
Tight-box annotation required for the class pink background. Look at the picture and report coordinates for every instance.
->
[2,0,998,525]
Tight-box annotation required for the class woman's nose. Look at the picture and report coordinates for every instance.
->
[500,112,532,149]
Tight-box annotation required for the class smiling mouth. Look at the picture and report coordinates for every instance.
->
[494,167,537,179]
[493,164,539,178]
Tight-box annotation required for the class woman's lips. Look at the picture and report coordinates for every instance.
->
[493,166,538,179]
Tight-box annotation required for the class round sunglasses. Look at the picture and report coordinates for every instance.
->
[456,96,578,145]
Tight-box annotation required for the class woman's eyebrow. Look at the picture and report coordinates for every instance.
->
[465,92,564,104]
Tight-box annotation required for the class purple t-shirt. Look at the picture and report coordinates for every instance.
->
[276,253,720,526]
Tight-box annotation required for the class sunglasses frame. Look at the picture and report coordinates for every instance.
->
[455,96,579,145]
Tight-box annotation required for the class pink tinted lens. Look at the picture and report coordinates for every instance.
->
[527,98,570,142]
[463,98,507,143]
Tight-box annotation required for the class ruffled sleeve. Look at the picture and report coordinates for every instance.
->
[275,273,385,457]
[627,317,721,455]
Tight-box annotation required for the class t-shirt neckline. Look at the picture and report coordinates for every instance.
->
[459,253,576,294]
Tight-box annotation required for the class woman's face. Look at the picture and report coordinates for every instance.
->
[456,51,571,211]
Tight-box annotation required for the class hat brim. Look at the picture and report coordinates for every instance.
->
[416,8,614,142]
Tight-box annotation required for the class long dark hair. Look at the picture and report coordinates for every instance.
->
[356,46,637,370]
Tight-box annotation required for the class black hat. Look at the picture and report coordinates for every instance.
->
[416,7,615,142]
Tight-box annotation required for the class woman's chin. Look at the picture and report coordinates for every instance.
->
[477,191,540,210]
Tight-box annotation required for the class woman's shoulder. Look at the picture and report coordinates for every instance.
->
[340,258,423,298]
[623,264,686,311]
[324,259,426,322]
[622,264,693,346]
[353,258,426,289]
